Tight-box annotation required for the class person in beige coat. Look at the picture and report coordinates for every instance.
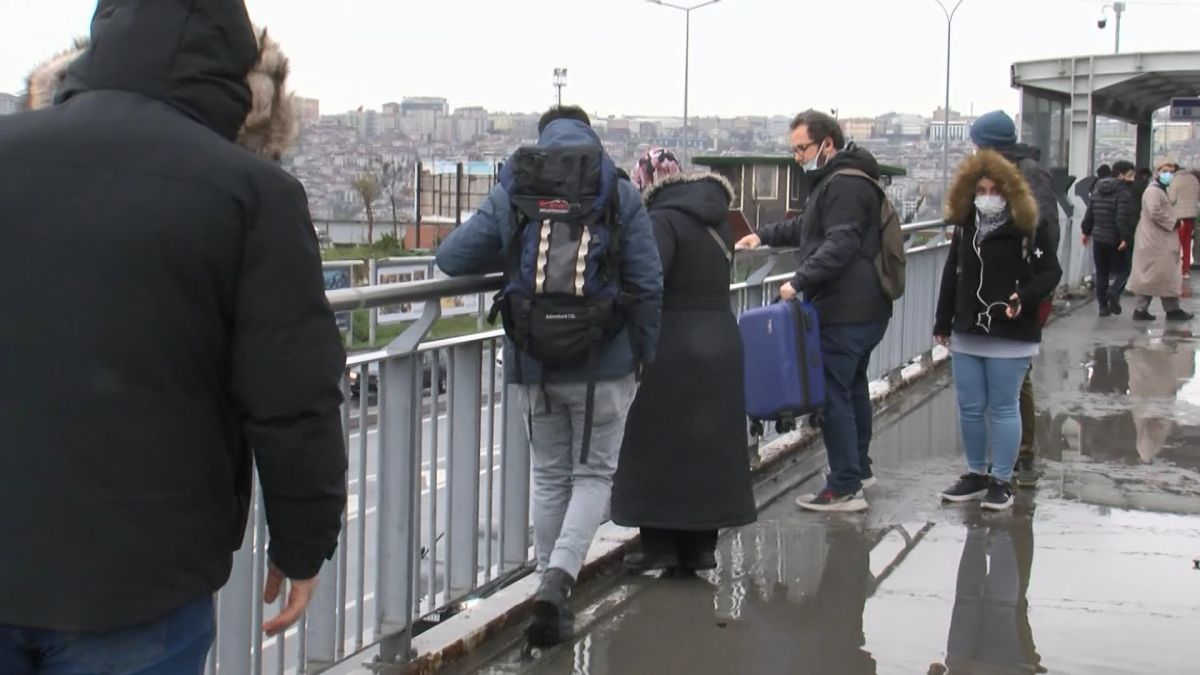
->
[1166,161,1200,278]
[1129,160,1195,322]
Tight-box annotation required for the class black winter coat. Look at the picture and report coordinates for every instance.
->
[612,175,756,531]
[934,216,1063,344]
[1082,177,1138,246]
[0,0,347,632]
[756,145,893,326]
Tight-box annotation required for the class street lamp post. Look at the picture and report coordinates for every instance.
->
[553,68,567,107]
[1099,2,1127,54]
[934,0,966,203]
[646,0,722,164]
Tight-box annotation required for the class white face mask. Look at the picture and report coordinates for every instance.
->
[802,142,827,172]
[975,195,1007,217]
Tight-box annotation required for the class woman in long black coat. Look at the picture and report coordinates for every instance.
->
[613,148,757,572]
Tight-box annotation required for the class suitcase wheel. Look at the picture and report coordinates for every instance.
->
[749,420,765,437]
[776,419,796,435]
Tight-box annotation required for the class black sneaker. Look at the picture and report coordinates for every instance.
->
[1133,310,1156,321]
[941,473,990,503]
[982,478,1015,511]
[1108,298,1123,315]
[1013,457,1041,488]
[527,568,575,648]
[1166,309,1195,322]
[1099,305,1112,317]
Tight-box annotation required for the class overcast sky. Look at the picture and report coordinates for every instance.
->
[5,0,1200,119]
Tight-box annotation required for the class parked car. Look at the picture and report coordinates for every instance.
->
[349,353,447,400]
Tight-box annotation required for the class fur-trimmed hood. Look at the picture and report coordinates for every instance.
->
[641,172,736,228]
[945,149,1039,234]
[642,171,735,208]
[23,26,297,160]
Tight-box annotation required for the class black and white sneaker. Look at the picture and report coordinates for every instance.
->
[940,473,990,503]
[982,478,1015,511]
[797,488,869,512]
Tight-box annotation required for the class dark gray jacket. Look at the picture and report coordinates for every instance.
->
[756,145,893,326]
[436,120,663,384]
[998,144,1062,256]
[1082,177,1137,246]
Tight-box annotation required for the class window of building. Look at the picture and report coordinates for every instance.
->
[753,165,779,200]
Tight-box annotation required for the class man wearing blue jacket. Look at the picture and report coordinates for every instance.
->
[436,106,662,647]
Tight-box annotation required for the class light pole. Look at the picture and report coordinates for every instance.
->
[553,68,567,107]
[1099,2,1127,54]
[935,0,966,203]
[646,0,722,164]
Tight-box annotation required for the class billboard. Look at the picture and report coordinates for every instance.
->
[434,267,480,318]
[322,261,362,333]
[376,258,434,324]
[375,257,481,324]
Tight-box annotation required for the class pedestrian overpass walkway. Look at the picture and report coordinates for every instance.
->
[441,284,1200,675]
[203,221,1200,674]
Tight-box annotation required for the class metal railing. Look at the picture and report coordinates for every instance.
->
[206,220,951,674]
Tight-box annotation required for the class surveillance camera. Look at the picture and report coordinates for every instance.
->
[1098,17,1108,29]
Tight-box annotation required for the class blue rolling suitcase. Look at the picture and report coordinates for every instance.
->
[739,299,826,436]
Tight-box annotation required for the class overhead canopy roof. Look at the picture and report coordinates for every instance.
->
[1012,51,1200,122]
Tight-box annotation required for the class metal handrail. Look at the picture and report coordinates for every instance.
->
[325,220,949,312]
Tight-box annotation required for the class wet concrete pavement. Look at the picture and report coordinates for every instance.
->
[454,291,1200,675]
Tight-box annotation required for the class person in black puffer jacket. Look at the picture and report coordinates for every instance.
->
[614,148,756,574]
[1083,160,1139,316]
[934,150,1062,512]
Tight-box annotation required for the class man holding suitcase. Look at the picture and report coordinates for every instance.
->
[737,110,893,512]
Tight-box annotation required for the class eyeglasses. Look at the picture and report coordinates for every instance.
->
[792,141,818,157]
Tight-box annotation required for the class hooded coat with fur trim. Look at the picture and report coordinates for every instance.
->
[0,0,345,633]
[24,26,298,160]
[934,150,1063,343]
[613,173,757,531]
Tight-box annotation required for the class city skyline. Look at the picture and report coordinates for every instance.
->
[6,0,1200,120]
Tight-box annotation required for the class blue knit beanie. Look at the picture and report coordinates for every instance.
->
[970,110,1017,148]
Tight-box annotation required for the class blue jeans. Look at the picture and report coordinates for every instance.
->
[0,597,213,675]
[951,353,1032,483]
[820,321,890,494]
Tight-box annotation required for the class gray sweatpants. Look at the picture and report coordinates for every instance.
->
[523,375,637,579]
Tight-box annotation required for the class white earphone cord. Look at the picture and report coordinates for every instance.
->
[972,227,1015,334]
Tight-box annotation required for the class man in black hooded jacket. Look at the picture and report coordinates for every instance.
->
[737,110,893,513]
[0,1,346,671]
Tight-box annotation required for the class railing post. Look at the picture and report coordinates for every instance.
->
[498,383,531,571]
[374,355,422,666]
[303,543,339,671]
[446,343,484,597]
[214,519,254,675]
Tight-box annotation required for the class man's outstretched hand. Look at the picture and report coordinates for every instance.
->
[263,564,318,637]
[735,234,762,250]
